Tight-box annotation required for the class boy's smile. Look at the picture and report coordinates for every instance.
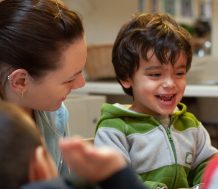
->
[156,94,177,105]
[123,50,187,116]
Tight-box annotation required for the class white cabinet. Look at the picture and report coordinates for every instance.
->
[64,94,106,138]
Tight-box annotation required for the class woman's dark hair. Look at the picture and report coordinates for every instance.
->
[0,0,84,97]
[112,13,192,96]
[0,101,42,189]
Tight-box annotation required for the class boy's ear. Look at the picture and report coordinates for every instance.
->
[7,69,29,94]
[28,146,58,182]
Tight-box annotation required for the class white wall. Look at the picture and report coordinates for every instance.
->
[63,0,218,57]
[63,0,218,124]
[211,0,218,58]
[63,0,138,45]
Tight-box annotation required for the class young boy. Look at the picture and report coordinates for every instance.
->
[94,13,217,189]
[0,101,147,189]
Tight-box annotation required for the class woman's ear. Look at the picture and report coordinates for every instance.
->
[28,146,58,182]
[7,69,29,95]
[120,79,131,89]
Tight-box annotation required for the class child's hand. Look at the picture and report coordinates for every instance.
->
[59,137,126,183]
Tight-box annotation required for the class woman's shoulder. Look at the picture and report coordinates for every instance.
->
[51,103,69,132]
[46,103,69,124]
[35,103,69,134]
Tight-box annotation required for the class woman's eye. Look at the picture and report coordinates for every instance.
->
[64,79,75,84]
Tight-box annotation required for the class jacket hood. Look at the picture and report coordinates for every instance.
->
[96,102,188,132]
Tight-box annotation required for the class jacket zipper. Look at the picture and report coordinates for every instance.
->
[165,125,178,189]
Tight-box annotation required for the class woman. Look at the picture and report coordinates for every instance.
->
[0,0,87,175]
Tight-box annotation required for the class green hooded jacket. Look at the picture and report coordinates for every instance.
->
[95,102,217,189]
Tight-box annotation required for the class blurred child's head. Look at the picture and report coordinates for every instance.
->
[112,13,192,96]
[0,101,58,189]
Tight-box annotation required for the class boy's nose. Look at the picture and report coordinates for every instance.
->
[162,77,176,89]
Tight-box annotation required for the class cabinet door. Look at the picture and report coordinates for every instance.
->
[64,95,106,138]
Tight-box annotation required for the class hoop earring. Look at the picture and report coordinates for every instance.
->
[21,91,24,97]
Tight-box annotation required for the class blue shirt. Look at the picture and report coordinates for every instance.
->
[34,103,69,175]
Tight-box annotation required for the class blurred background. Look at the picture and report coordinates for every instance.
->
[62,0,218,148]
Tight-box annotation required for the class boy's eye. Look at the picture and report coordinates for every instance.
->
[148,73,162,77]
[176,71,186,76]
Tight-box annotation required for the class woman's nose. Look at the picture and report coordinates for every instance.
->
[70,75,86,90]
[77,75,86,88]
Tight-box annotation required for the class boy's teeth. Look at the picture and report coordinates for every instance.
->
[159,95,174,101]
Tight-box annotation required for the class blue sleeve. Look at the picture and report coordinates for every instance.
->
[20,177,73,189]
[99,167,148,189]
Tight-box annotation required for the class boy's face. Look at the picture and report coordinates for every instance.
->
[123,50,187,117]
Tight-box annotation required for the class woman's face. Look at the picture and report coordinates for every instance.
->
[24,37,87,111]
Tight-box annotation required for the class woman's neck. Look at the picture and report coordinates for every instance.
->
[21,106,34,119]
[3,90,35,120]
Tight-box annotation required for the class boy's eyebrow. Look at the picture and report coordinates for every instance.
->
[176,64,187,69]
[144,64,186,71]
[144,65,162,71]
